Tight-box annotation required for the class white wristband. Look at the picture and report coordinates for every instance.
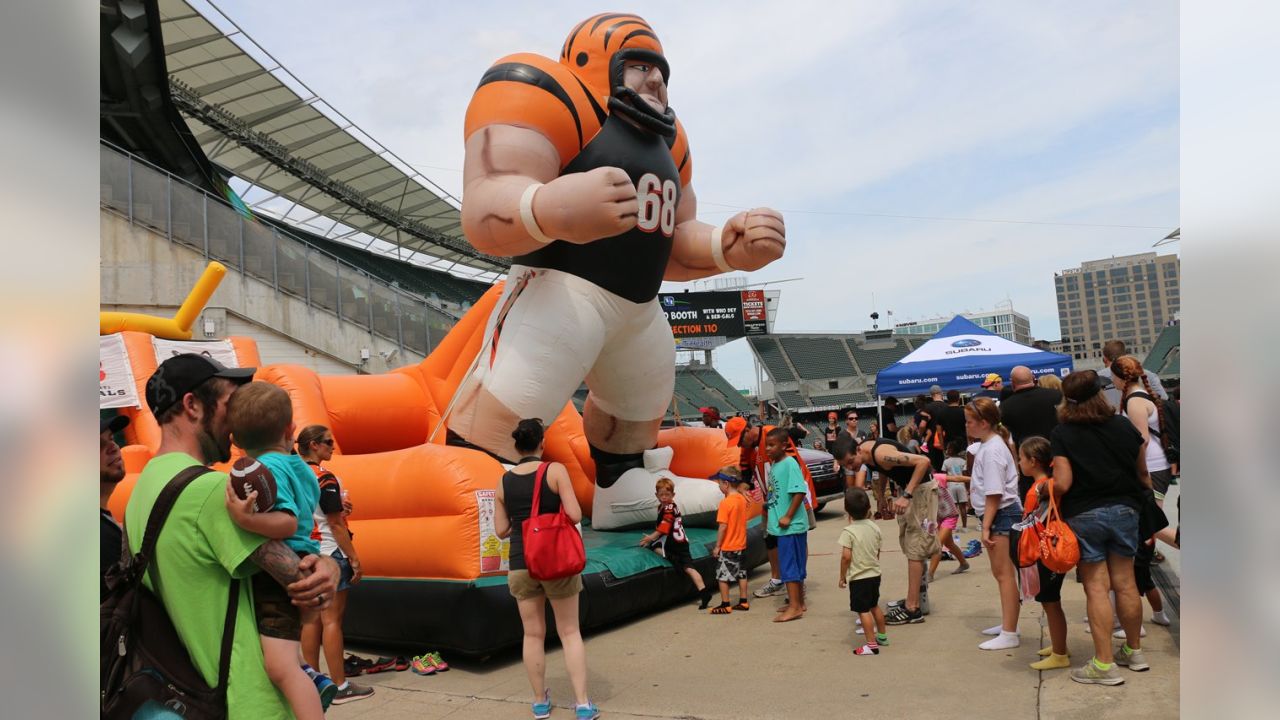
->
[709,224,734,273]
[519,183,555,245]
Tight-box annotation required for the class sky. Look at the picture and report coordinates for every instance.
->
[209,0,1179,393]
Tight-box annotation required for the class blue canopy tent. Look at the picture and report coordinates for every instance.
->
[874,316,1073,424]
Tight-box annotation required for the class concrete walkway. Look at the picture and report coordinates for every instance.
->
[329,506,1180,720]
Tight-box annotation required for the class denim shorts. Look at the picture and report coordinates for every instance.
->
[332,548,354,592]
[1066,504,1139,564]
[981,503,1023,536]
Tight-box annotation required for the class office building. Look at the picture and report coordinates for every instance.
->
[893,308,1032,345]
[1054,252,1180,362]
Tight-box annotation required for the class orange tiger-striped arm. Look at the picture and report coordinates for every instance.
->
[462,53,643,256]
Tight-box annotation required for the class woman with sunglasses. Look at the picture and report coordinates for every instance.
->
[296,425,375,703]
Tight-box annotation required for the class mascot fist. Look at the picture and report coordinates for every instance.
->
[536,166,639,244]
[723,207,786,271]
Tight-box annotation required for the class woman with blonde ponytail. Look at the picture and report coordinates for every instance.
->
[964,397,1023,650]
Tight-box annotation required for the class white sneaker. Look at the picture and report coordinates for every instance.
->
[1112,625,1147,639]
[754,579,786,598]
[979,632,1021,650]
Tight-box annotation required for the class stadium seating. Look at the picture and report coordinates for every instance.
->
[688,368,754,414]
[807,392,867,408]
[776,390,807,409]
[847,338,912,375]
[750,337,796,382]
[1144,325,1180,377]
[778,337,856,379]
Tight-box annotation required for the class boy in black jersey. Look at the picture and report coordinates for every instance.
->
[640,478,714,609]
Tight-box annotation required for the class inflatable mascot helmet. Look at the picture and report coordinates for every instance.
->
[559,13,676,137]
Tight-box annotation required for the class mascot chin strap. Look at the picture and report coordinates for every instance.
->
[589,444,648,489]
[608,89,677,138]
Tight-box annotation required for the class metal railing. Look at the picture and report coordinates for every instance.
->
[100,141,470,358]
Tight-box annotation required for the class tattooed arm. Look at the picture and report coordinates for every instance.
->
[250,540,339,610]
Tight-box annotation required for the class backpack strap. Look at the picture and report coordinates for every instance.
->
[1122,391,1162,437]
[136,464,214,577]
[130,463,240,699]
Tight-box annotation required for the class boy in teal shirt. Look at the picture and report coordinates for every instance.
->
[765,427,809,622]
[225,382,326,719]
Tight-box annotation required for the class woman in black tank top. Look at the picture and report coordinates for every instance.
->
[492,419,595,715]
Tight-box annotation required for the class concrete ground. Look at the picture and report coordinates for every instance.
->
[328,506,1180,720]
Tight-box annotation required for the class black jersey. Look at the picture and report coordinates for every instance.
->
[516,111,681,304]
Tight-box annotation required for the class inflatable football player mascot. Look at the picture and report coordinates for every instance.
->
[450,13,786,529]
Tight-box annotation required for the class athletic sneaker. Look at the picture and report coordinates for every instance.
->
[753,579,786,598]
[1071,660,1125,686]
[575,700,601,719]
[532,688,552,720]
[885,605,925,625]
[1115,646,1150,672]
[410,655,437,675]
[427,651,450,672]
[331,682,374,705]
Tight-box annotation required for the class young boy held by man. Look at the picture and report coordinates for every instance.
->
[640,477,715,609]
[224,382,329,718]
[838,487,888,655]
[709,466,752,614]
[765,427,810,622]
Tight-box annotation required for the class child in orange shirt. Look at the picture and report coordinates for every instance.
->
[710,467,752,614]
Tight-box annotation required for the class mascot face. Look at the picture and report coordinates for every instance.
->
[559,13,676,136]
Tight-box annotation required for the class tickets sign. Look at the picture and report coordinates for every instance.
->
[658,290,768,339]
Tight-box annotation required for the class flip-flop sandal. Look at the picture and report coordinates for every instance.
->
[710,603,733,615]
[732,601,750,611]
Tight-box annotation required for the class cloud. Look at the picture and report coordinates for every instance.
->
[210,0,1178,393]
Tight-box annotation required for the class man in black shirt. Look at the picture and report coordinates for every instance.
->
[921,386,950,471]
[100,414,129,598]
[881,397,900,440]
[940,390,968,453]
[999,366,1063,497]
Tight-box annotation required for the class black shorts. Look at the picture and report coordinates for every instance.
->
[252,564,304,640]
[1134,542,1156,594]
[1034,562,1067,604]
[848,576,881,613]
[764,533,778,550]
[664,540,694,572]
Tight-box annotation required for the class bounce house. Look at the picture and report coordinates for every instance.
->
[104,267,764,656]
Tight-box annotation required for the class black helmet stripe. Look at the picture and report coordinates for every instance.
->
[477,62,584,149]
[590,13,645,33]
[603,19,651,50]
[562,17,592,61]
[620,29,659,46]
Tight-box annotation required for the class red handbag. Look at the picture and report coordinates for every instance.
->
[522,462,586,581]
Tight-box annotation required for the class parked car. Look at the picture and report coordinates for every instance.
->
[798,446,842,513]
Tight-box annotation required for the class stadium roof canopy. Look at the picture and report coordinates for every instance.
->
[157,0,507,279]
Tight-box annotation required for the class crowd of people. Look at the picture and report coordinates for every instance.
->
[101,340,1179,719]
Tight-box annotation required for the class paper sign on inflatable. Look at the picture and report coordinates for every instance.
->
[448,12,786,529]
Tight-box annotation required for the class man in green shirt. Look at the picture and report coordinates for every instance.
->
[125,354,339,719]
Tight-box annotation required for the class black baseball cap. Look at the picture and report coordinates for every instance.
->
[100,414,130,434]
[146,353,255,416]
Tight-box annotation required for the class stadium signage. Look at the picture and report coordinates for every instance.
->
[659,290,767,339]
